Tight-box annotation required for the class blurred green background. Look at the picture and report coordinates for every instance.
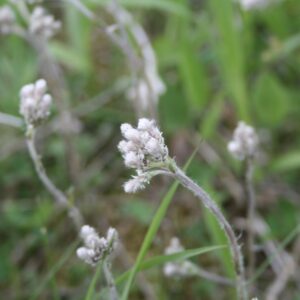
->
[0,0,300,299]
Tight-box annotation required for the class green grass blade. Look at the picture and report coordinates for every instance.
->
[30,240,79,300]
[116,245,226,285]
[84,261,103,300]
[120,151,197,300]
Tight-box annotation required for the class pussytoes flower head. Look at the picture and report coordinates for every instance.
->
[19,79,52,127]
[227,121,259,160]
[119,118,169,193]
[0,5,15,35]
[29,6,61,39]
[163,237,197,277]
[76,225,118,266]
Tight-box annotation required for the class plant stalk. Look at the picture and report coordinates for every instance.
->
[169,162,248,300]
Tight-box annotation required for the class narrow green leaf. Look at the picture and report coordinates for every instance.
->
[84,261,103,300]
[271,151,300,172]
[116,245,226,285]
[30,240,79,300]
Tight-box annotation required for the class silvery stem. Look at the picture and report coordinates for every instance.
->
[26,129,83,229]
[245,157,256,280]
[103,259,119,300]
[168,163,248,300]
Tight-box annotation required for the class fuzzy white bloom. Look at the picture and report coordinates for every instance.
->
[119,118,169,193]
[29,6,61,39]
[227,121,259,160]
[0,5,15,35]
[239,0,270,10]
[163,237,197,278]
[77,225,118,266]
[19,79,52,126]
[127,76,165,111]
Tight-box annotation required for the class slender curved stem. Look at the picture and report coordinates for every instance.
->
[103,259,119,300]
[245,158,256,280]
[168,162,248,300]
[26,129,83,229]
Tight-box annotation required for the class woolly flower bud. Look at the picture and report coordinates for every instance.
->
[29,6,61,39]
[119,118,169,193]
[19,79,52,126]
[163,237,196,278]
[227,121,258,160]
[0,5,15,35]
[77,225,119,266]
[123,172,149,193]
[119,118,168,169]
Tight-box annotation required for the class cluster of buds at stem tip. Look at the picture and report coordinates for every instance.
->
[29,6,61,39]
[227,121,259,161]
[19,79,52,130]
[163,237,197,278]
[76,225,118,266]
[118,118,170,193]
[0,5,15,35]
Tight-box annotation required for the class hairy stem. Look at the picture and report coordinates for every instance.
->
[169,163,248,300]
[26,129,83,229]
[103,259,119,300]
[245,158,256,280]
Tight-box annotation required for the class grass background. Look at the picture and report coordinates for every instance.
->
[0,0,300,299]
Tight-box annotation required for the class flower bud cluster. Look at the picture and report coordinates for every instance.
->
[29,6,61,39]
[19,79,52,127]
[76,225,118,266]
[127,75,165,111]
[227,121,258,160]
[163,237,196,278]
[118,118,169,193]
[0,5,15,35]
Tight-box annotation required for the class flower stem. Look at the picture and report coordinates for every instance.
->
[26,128,83,229]
[170,163,248,300]
[245,158,256,280]
[103,259,119,300]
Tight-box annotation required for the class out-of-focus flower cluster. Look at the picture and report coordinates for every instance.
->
[0,5,15,35]
[163,237,197,278]
[127,75,165,112]
[76,225,118,266]
[118,118,169,193]
[29,6,61,39]
[239,0,270,10]
[19,79,52,128]
[227,121,259,161]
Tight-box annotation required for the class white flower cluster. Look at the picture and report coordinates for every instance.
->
[19,79,52,127]
[127,74,165,111]
[76,225,118,266]
[118,118,169,193]
[0,5,15,35]
[29,6,61,39]
[239,0,270,10]
[163,237,196,278]
[227,121,258,160]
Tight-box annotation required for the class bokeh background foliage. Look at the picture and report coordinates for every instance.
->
[0,0,300,299]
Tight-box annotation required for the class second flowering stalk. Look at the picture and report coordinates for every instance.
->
[119,118,248,300]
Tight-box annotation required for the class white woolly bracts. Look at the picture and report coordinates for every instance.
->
[19,79,52,127]
[76,225,118,266]
[29,6,61,39]
[119,118,169,193]
[227,121,259,161]
[163,237,197,278]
